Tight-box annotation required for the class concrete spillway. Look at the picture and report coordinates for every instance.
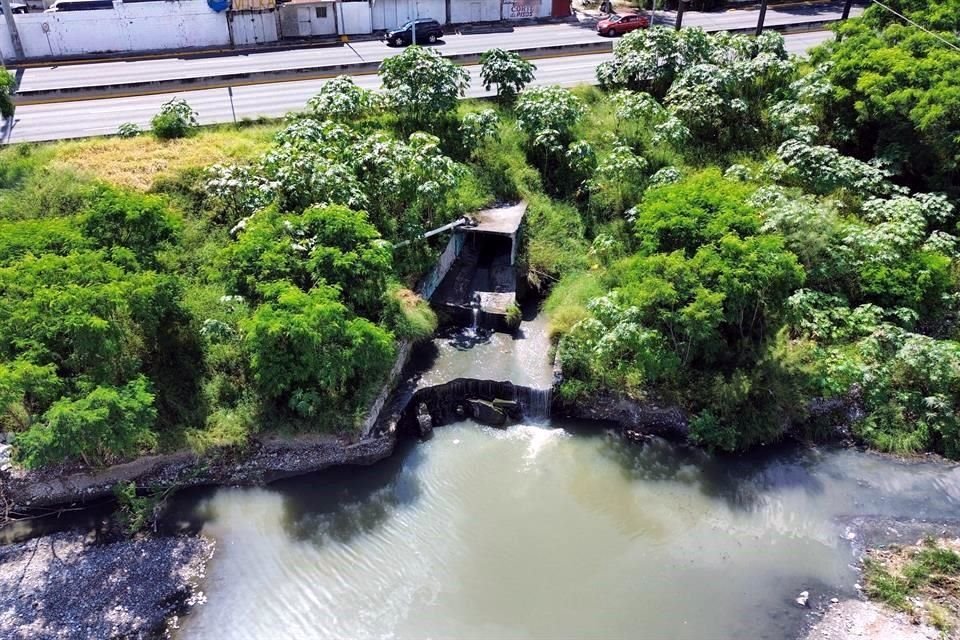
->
[428,202,526,331]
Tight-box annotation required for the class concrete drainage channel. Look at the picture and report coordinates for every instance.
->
[13,19,841,105]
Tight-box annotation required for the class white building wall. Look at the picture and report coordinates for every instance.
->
[229,9,280,45]
[449,0,499,24]
[2,0,241,59]
[0,21,15,61]
[370,0,444,31]
[337,0,371,35]
[501,0,549,20]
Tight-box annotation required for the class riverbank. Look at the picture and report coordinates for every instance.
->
[0,530,213,639]
[803,518,960,640]
[2,432,395,519]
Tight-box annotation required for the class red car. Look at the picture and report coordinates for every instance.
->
[597,12,650,37]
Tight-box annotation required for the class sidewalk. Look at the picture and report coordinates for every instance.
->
[14,1,859,99]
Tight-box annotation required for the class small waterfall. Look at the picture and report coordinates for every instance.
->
[471,307,479,333]
[517,386,552,423]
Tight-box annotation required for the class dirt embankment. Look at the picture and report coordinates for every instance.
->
[1,432,396,519]
[0,531,214,640]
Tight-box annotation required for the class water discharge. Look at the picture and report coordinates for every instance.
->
[174,422,960,640]
[168,308,960,639]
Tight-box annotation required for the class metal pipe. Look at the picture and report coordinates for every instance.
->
[393,217,469,248]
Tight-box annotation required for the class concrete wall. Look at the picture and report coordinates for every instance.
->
[0,0,241,59]
[501,0,550,20]
[337,0,372,34]
[229,9,280,45]
[370,0,444,31]
[449,0,499,24]
[419,232,465,301]
[0,20,14,61]
[279,2,336,37]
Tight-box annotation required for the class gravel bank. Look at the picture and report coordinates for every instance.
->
[0,531,214,639]
[805,599,940,640]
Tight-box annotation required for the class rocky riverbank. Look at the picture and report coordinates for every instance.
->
[2,432,395,518]
[802,517,960,640]
[0,530,214,640]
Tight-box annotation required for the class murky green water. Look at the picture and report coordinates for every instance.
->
[173,420,960,640]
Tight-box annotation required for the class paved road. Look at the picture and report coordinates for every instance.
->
[15,1,857,93]
[2,30,832,144]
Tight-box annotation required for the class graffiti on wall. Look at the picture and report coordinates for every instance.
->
[502,0,542,19]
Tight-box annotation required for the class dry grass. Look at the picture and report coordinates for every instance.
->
[49,124,278,191]
[864,538,960,636]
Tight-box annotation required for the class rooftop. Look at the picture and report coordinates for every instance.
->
[469,202,527,236]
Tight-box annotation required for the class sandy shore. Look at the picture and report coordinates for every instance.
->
[0,531,213,639]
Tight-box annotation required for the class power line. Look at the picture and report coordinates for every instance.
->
[867,0,960,52]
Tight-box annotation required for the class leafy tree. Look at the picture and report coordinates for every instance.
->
[211,120,464,243]
[80,187,180,266]
[597,27,714,97]
[631,169,759,255]
[151,98,199,140]
[479,48,536,102]
[459,109,500,154]
[0,67,15,119]
[0,218,88,265]
[0,251,185,387]
[0,360,61,433]
[515,85,583,141]
[243,283,394,419]
[812,6,960,194]
[306,75,379,121]
[14,376,158,468]
[378,47,469,129]
[775,140,892,196]
[222,204,392,317]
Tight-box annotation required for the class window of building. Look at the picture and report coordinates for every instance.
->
[316,6,327,18]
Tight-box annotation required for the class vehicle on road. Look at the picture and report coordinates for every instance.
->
[596,12,650,37]
[10,2,29,14]
[44,0,113,10]
[384,19,445,46]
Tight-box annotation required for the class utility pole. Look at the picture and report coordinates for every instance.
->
[755,0,768,37]
[411,0,419,45]
[649,0,657,27]
[841,0,853,20]
[675,0,685,30]
[1,0,24,61]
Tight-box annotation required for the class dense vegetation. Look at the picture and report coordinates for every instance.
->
[0,47,574,468]
[548,3,960,457]
[1,2,958,468]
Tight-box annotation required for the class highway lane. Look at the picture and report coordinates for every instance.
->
[2,30,833,144]
[15,1,858,93]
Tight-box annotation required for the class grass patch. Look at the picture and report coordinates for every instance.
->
[50,124,278,191]
[544,269,604,339]
[383,284,438,342]
[863,539,960,633]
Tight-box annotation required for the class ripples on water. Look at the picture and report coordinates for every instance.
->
[172,421,960,640]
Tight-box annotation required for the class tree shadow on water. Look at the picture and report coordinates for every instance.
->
[274,437,426,546]
[582,424,826,512]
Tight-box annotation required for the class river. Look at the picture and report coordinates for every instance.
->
[166,313,960,640]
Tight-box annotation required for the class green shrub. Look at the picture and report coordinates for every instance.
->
[116,122,142,138]
[151,98,199,140]
[15,377,159,468]
[0,67,14,119]
[383,284,438,341]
